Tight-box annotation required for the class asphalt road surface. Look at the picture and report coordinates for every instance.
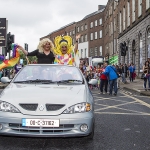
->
[0,89,150,150]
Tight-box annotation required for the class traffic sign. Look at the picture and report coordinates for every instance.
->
[0,18,6,47]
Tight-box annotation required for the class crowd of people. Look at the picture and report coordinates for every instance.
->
[79,61,140,96]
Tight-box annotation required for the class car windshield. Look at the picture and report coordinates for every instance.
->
[13,65,83,83]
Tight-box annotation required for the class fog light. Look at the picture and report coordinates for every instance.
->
[0,124,2,130]
[80,124,88,132]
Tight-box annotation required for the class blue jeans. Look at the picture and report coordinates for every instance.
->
[109,79,117,94]
[122,73,126,83]
[130,72,134,82]
[144,76,150,89]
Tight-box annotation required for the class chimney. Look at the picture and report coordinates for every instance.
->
[98,5,105,11]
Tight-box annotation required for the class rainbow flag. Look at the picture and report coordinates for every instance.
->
[0,44,20,70]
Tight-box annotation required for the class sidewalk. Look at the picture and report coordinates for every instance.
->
[120,78,150,96]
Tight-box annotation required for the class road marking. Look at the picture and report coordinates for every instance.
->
[95,101,137,111]
[95,112,150,115]
[121,91,150,109]
[94,98,133,103]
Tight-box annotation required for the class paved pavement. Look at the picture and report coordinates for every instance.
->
[119,78,150,96]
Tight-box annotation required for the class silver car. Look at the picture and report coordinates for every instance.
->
[0,64,94,139]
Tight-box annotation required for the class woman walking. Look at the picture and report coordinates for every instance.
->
[128,63,135,82]
[143,61,150,91]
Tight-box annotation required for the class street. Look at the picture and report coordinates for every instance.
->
[0,89,150,150]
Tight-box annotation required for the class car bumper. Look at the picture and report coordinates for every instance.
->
[0,112,94,137]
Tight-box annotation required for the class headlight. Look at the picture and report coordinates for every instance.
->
[0,101,20,113]
[63,103,91,114]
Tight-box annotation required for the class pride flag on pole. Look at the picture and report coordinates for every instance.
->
[0,44,20,70]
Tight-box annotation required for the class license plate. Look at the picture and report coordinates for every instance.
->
[22,119,59,127]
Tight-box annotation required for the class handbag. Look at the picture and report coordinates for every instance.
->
[141,73,146,79]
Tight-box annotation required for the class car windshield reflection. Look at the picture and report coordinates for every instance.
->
[13,65,83,84]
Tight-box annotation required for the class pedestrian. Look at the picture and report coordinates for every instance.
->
[116,65,122,88]
[18,38,55,64]
[99,63,108,94]
[102,62,118,96]
[128,63,135,82]
[142,61,150,91]
[79,63,84,74]
[121,64,128,83]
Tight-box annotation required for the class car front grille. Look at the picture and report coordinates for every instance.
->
[9,123,74,133]
[46,104,65,111]
[19,104,38,111]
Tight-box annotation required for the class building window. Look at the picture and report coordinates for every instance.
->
[114,1,117,10]
[147,28,150,59]
[85,24,87,30]
[95,32,97,39]
[109,24,111,36]
[70,31,72,36]
[99,30,102,38]
[95,20,97,26]
[127,1,130,27]
[85,34,87,42]
[114,17,116,32]
[119,12,122,33]
[90,48,93,56]
[81,49,83,58]
[123,7,126,31]
[132,0,135,22]
[85,48,87,58]
[99,46,102,56]
[114,39,116,54]
[81,35,83,43]
[72,30,75,35]
[90,22,93,28]
[138,0,142,17]
[81,25,84,31]
[139,33,143,72]
[99,18,102,25]
[146,0,150,10]
[111,22,113,34]
[73,39,75,45]
[95,47,98,56]
[90,33,93,40]
[77,27,80,32]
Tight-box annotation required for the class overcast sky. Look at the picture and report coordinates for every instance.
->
[0,0,108,52]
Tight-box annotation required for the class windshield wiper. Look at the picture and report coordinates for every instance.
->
[14,79,54,84]
[57,79,83,83]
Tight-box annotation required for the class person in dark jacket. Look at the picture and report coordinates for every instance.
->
[128,63,135,82]
[121,64,128,83]
[18,38,55,64]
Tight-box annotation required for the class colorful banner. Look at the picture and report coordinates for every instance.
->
[0,44,20,70]
[109,55,118,65]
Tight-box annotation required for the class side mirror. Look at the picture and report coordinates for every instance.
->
[1,77,11,84]
[88,79,98,85]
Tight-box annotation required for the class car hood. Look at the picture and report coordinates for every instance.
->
[0,83,87,115]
